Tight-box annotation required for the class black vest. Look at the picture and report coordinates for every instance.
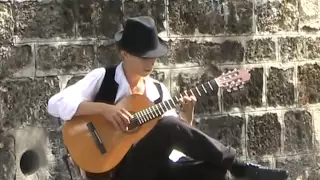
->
[93,65,163,104]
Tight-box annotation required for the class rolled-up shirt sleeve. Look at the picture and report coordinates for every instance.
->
[47,68,106,121]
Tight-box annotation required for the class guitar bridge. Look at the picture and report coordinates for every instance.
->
[86,122,107,154]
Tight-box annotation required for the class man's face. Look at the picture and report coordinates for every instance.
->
[121,50,156,77]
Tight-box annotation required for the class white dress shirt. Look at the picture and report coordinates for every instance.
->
[47,62,178,121]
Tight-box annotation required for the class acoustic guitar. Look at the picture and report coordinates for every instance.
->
[62,68,251,173]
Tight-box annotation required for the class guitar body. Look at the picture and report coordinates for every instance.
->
[62,94,161,174]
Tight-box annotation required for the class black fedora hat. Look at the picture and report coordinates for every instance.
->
[114,16,168,58]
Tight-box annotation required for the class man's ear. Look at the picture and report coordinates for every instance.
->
[120,50,129,60]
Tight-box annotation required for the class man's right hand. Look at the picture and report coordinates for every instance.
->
[101,104,133,131]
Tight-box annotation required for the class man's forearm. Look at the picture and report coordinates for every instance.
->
[179,111,194,126]
[74,101,107,117]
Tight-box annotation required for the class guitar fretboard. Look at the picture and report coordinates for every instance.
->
[128,79,218,129]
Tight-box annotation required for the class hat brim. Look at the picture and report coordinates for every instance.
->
[114,30,168,58]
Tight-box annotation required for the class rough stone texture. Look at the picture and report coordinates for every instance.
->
[284,110,313,154]
[247,113,281,157]
[299,0,320,31]
[0,45,32,79]
[1,0,320,179]
[123,0,165,32]
[222,68,263,111]
[168,0,253,35]
[255,0,299,33]
[267,67,294,106]
[96,44,122,67]
[165,39,244,65]
[199,115,244,156]
[0,2,13,44]
[246,38,276,63]
[276,155,318,180]
[0,77,60,131]
[279,37,306,62]
[0,135,15,180]
[305,37,320,59]
[298,63,320,104]
[36,45,94,75]
[13,0,75,39]
[77,0,122,38]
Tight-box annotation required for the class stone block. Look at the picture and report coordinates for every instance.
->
[13,0,74,39]
[165,39,244,66]
[0,2,13,44]
[171,67,222,114]
[36,45,94,76]
[0,45,33,79]
[123,0,165,32]
[298,63,320,104]
[0,135,15,180]
[77,0,122,38]
[305,37,320,59]
[222,68,263,111]
[150,69,169,85]
[96,44,121,68]
[279,37,306,62]
[66,75,85,87]
[168,0,252,35]
[284,110,313,154]
[246,38,276,63]
[299,0,320,31]
[0,77,60,131]
[276,154,317,180]
[255,0,298,33]
[267,67,294,106]
[247,113,281,157]
[198,115,245,156]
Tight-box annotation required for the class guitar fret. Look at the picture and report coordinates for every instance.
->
[189,89,195,97]
[207,82,213,90]
[201,84,207,93]
[195,86,201,96]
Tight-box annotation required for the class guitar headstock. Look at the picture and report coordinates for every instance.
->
[215,68,251,92]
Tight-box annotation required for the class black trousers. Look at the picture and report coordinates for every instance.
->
[86,115,236,180]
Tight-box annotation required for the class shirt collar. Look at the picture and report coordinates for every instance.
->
[114,62,160,102]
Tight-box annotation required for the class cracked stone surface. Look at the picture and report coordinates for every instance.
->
[298,63,320,104]
[36,45,94,75]
[123,0,165,32]
[164,40,244,65]
[168,0,253,35]
[284,110,313,154]
[198,115,244,156]
[267,67,294,106]
[246,38,276,63]
[13,0,75,38]
[276,155,318,180]
[247,113,281,158]
[255,0,299,33]
[77,0,122,38]
[0,45,32,79]
[0,2,13,44]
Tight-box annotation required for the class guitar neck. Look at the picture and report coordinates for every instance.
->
[130,79,218,127]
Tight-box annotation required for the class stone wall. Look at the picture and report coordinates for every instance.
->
[0,0,320,179]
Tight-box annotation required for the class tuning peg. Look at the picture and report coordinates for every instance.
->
[239,84,244,89]
[226,88,231,92]
[233,87,238,91]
